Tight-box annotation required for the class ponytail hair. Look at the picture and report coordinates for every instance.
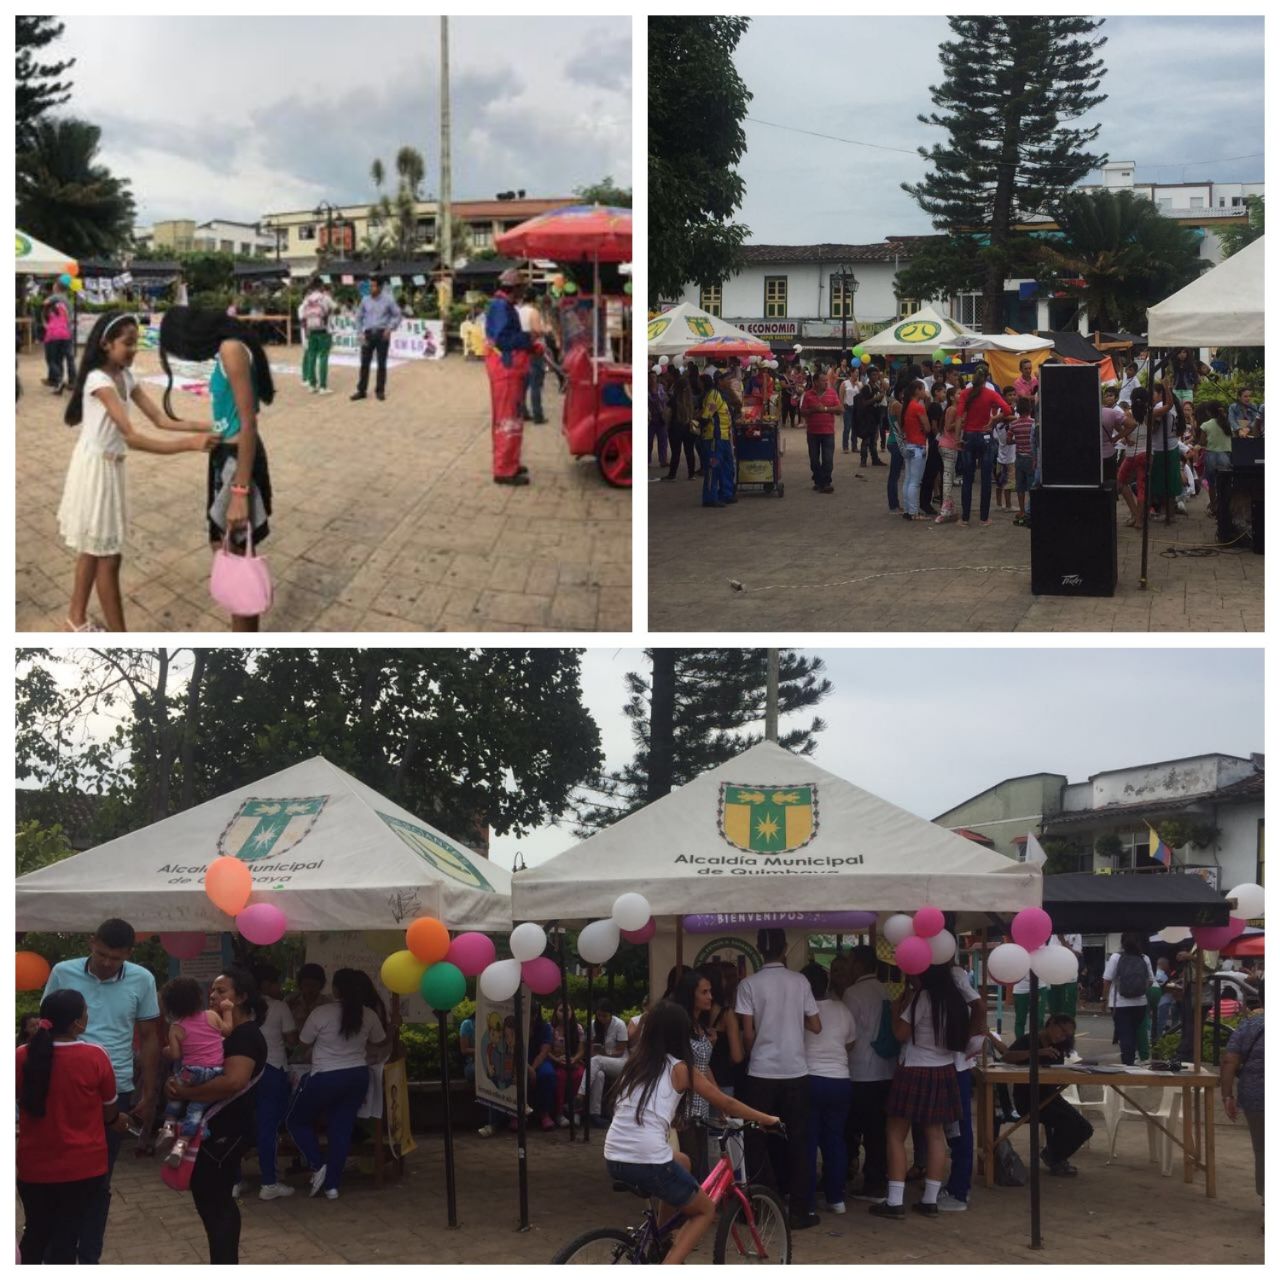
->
[158,307,275,419]
[20,989,87,1118]
[64,312,139,427]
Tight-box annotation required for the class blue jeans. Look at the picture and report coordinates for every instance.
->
[286,1065,369,1192]
[807,433,834,488]
[78,1086,131,1263]
[807,1076,853,1210]
[718,438,736,500]
[1113,1004,1146,1066]
[700,438,725,506]
[960,432,995,521]
[902,443,927,514]
[254,1063,293,1185]
[530,1058,557,1119]
[524,354,546,420]
[164,1064,224,1139]
[886,439,903,510]
[1156,994,1178,1040]
[945,1068,974,1202]
[842,404,856,450]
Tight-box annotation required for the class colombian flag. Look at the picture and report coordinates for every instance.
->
[1147,823,1173,868]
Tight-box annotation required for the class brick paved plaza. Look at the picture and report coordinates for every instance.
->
[647,439,1262,633]
[17,350,630,633]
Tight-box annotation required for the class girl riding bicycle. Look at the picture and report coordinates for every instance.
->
[603,1000,780,1266]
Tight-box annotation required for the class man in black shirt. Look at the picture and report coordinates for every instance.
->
[1003,1014,1092,1177]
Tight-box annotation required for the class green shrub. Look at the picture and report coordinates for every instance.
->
[1192,368,1264,407]
[1152,1012,1243,1063]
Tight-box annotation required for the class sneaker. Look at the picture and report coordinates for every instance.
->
[232,1181,245,1198]
[309,1165,327,1197]
[788,1211,821,1230]
[324,1189,339,1200]
[477,1124,497,1138]
[1048,1161,1078,1177]
[259,1183,295,1201]
[165,1138,188,1168]
[824,1201,847,1215]
[307,384,318,394]
[556,1115,570,1128]
[868,1201,904,1220]
[540,1116,556,1132]
[317,387,334,396]
[494,474,530,486]
[935,1190,968,1212]
[350,391,367,401]
[376,391,385,401]
[911,1202,940,1217]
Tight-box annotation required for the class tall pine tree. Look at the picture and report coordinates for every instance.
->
[16,17,75,152]
[903,16,1107,331]
[572,649,830,834]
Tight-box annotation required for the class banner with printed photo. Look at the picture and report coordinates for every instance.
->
[331,316,445,361]
[382,1058,417,1157]
[474,987,533,1117]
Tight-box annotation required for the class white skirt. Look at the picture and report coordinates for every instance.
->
[58,447,128,556]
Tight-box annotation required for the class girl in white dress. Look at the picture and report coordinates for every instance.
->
[59,312,212,631]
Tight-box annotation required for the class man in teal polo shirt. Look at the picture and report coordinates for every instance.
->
[42,918,162,1264]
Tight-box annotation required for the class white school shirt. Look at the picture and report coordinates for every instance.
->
[259,996,297,1071]
[299,1004,386,1073]
[1103,952,1155,1009]
[735,962,819,1079]
[592,1015,629,1056]
[804,997,855,1080]
[843,975,896,1083]
[899,991,956,1069]
[603,1055,683,1165]
[840,378,859,407]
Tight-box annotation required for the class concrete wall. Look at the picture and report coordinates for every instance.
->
[1065,755,1254,812]
[934,774,1066,859]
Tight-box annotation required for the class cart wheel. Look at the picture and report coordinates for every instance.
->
[596,424,632,488]
[776,482,785,498]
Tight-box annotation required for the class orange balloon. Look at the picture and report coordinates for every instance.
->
[405,916,451,965]
[205,856,253,916]
[16,951,51,991]
[66,262,80,277]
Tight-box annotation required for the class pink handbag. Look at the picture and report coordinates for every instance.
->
[209,524,273,618]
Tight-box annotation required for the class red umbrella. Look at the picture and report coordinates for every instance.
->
[495,204,631,263]
[1219,932,1264,958]
[684,335,772,359]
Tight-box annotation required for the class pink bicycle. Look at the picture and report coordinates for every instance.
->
[551,1119,791,1264]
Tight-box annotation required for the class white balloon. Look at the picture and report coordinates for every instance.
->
[658,356,670,366]
[928,929,957,965]
[1029,944,1078,985]
[509,922,547,963]
[578,918,621,965]
[883,914,916,946]
[611,893,651,933]
[478,957,522,1002]
[1229,882,1265,919]
[988,942,1032,985]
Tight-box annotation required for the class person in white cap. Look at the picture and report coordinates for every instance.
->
[484,269,536,485]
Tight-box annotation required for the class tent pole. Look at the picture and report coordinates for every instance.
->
[980,926,990,1051]
[1212,974,1222,1067]
[555,923,575,1140]
[1028,971,1042,1250]
[582,967,593,1144]
[1194,949,1205,1167]
[676,915,685,973]
[1139,349,1156,588]
[513,984,530,1230]
[436,1008,459,1227]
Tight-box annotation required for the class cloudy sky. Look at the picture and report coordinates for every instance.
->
[50,16,631,225]
[728,15,1265,243]
[488,647,1264,870]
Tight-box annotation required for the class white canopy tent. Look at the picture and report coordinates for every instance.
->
[15,756,512,933]
[943,332,1054,354]
[646,303,762,357]
[512,741,1040,921]
[16,229,77,276]
[858,304,975,356]
[1147,235,1264,346]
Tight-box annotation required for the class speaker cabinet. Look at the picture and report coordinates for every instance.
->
[1039,363,1102,487]
[1030,486,1117,596]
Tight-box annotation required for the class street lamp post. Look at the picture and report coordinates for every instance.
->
[836,262,859,360]
[314,201,339,265]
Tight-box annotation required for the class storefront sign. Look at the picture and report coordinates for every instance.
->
[726,318,799,341]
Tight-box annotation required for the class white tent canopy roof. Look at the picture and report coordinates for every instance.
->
[15,757,512,933]
[858,304,974,356]
[647,303,761,356]
[16,229,77,276]
[1147,236,1264,347]
[944,332,1054,353]
[512,741,1040,921]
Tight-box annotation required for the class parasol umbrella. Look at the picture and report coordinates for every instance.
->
[16,229,78,276]
[684,335,772,360]
[1219,929,1264,959]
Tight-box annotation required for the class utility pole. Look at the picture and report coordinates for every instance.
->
[439,17,453,273]
[765,649,779,742]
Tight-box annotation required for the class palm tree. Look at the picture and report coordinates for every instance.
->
[1039,188,1206,331]
[17,117,135,258]
[357,230,394,261]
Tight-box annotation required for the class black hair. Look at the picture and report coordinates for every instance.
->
[331,968,373,1038]
[1016,396,1034,416]
[161,976,205,1020]
[158,307,275,418]
[661,965,686,1000]
[94,918,136,950]
[20,989,88,1118]
[18,1013,42,1045]
[913,963,971,1053]
[552,1002,581,1054]
[694,962,724,1009]
[672,968,711,1032]
[757,928,787,961]
[252,963,280,986]
[220,965,267,1024]
[595,999,613,1015]
[849,943,878,971]
[803,962,829,1000]
[65,315,139,427]
[298,963,326,985]
[611,1000,693,1130]
[1120,932,1145,956]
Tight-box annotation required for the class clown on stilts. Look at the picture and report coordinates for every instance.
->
[484,267,537,486]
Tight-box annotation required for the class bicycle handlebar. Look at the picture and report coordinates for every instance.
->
[696,1117,788,1142]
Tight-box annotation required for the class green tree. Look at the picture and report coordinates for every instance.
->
[17,118,136,258]
[368,146,428,258]
[1216,194,1264,259]
[573,176,632,208]
[572,649,830,834]
[16,16,74,152]
[16,820,76,877]
[904,16,1107,331]
[649,17,752,304]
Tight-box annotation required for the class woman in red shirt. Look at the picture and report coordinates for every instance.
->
[900,382,931,519]
[17,989,123,1263]
[800,364,840,493]
[956,367,1012,525]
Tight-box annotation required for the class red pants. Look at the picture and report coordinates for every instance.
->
[554,1062,584,1120]
[486,348,529,478]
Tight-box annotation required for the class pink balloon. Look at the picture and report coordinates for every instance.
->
[235,903,287,946]
[621,919,656,944]
[522,955,561,996]
[160,932,206,961]
[446,932,497,978]
[1190,918,1246,951]
[895,935,932,975]
[912,907,945,939]
[1011,907,1052,952]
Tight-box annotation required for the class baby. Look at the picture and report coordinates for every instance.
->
[158,977,234,1165]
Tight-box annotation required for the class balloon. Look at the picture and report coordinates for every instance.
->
[1011,907,1053,952]
[66,262,80,277]
[522,956,562,996]
[988,942,1032,985]
[1228,883,1265,919]
[479,957,523,1002]
[658,355,669,366]
[381,949,428,996]
[931,349,947,363]
[611,893,651,932]
[420,961,467,1011]
[951,355,962,365]
[563,281,578,295]
[160,932,206,961]
[205,856,253,916]
[927,929,957,965]
[58,273,71,287]
[446,932,496,977]
[509,922,547,963]
[70,278,84,293]
[851,346,865,358]
[362,930,404,954]
[622,919,657,944]
[15,951,51,991]
[577,919,621,966]
[860,354,871,365]
[895,936,932,976]
[405,917,451,965]
[1029,943,1078,985]
[883,914,916,946]
[235,903,287,946]
[912,907,945,939]
[1190,918,1246,951]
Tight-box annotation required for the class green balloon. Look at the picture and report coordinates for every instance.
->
[851,346,865,359]
[931,349,947,363]
[563,281,578,295]
[419,961,466,1011]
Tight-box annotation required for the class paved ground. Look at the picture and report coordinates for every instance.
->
[28,1074,1260,1265]
[17,350,630,633]
[647,434,1262,632]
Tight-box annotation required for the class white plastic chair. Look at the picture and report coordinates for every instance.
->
[1105,1085,1182,1174]
[1061,1080,1109,1149]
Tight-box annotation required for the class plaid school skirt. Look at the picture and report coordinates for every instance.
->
[887,1065,961,1127]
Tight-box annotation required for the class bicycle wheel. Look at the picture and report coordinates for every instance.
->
[551,1227,643,1265]
[713,1184,791,1264]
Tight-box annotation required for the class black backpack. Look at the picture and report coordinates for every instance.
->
[1116,953,1149,1000]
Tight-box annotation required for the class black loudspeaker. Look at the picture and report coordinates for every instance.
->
[1039,363,1102,487]
[1030,486,1117,596]
[1216,468,1265,552]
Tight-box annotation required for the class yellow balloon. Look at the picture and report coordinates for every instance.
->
[380,949,428,996]
[70,278,84,293]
